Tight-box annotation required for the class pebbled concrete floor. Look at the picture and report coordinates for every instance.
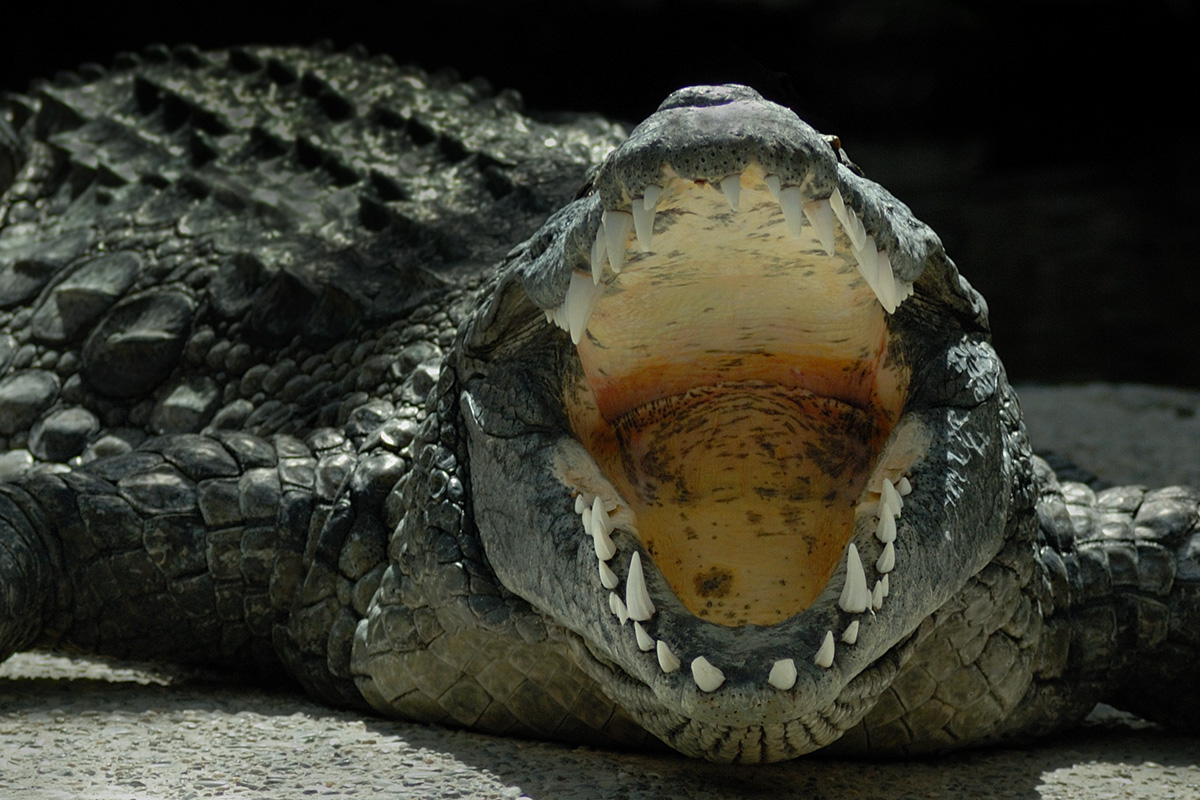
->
[2,383,1199,800]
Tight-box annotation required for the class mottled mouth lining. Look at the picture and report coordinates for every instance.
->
[547,164,916,693]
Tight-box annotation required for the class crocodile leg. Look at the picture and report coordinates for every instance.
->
[0,429,392,709]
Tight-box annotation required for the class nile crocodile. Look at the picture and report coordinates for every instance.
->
[0,45,1197,764]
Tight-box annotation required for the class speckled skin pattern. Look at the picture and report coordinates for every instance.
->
[0,45,1197,763]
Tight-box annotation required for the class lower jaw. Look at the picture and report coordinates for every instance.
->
[585,382,889,627]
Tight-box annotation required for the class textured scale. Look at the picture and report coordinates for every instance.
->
[1,45,1198,764]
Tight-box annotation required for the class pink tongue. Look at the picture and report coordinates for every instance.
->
[607,383,878,627]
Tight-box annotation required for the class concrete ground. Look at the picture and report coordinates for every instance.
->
[2,383,1199,799]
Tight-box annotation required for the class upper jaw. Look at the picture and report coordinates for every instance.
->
[459,85,1008,760]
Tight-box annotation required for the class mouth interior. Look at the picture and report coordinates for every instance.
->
[566,166,908,626]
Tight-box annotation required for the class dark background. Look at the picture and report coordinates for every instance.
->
[4,0,1197,386]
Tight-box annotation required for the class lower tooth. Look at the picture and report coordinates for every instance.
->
[768,658,798,691]
[872,580,885,610]
[609,592,628,624]
[897,476,913,496]
[657,640,680,673]
[876,541,895,573]
[691,656,726,692]
[598,559,618,589]
[814,631,835,668]
[841,620,860,645]
[634,621,655,651]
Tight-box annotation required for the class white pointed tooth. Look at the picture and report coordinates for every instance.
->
[574,494,586,514]
[764,174,781,201]
[590,228,607,284]
[720,174,741,212]
[609,592,628,624]
[768,658,797,691]
[802,199,836,255]
[881,573,890,597]
[625,552,655,621]
[841,620,860,645]
[631,197,656,252]
[874,247,898,314]
[831,188,867,251]
[656,640,680,673]
[581,505,593,532]
[852,237,881,294]
[602,210,632,273]
[634,621,655,651]
[566,271,602,345]
[872,580,885,610]
[590,498,616,560]
[876,540,895,573]
[875,513,897,544]
[814,631,835,668]
[599,559,619,589]
[543,308,554,324]
[829,186,851,229]
[691,656,725,692]
[642,184,662,211]
[897,476,913,496]
[551,301,570,332]
[778,186,806,238]
[881,479,903,516]
[838,543,870,613]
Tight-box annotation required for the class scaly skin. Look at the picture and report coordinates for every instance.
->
[1,47,1196,763]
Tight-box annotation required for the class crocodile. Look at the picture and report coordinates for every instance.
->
[1,45,1197,764]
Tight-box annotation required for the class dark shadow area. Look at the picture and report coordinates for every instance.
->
[2,1,1196,387]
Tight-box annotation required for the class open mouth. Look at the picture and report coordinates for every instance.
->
[536,137,937,697]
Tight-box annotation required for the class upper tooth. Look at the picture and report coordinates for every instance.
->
[881,479,903,516]
[768,658,798,690]
[814,631,835,668]
[657,640,680,673]
[802,198,835,255]
[720,174,741,212]
[625,552,655,621]
[691,656,726,692]
[602,210,632,273]
[590,229,607,283]
[838,543,870,613]
[565,271,601,345]
[764,174,781,201]
[778,186,806,238]
[874,246,898,313]
[632,196,656,251]
[634,621,655,651]
[642,184,663,210]
[875,513,897,544]
[830,187,867,251]
[574,494,587,514]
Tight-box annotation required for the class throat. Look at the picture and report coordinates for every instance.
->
[587,383,887,626]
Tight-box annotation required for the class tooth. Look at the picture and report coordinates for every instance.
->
[881,479,903,516]
[872,580,885,610]
[551,301,570,332]
[574,494,587,514]
[691,656,726,692]
[543,308,554,324]
[764,174,781,201]
[778,186,806,238]
[897,476,913,496]
[830,187,850,229]
[642,184,662,211]
[634,621,655,651]
[876,540,895,573]
[841,620,860,645]
[590,228,607,283]
[875,247,898,314]
[814,631,835,668]
[720,174,741,212]
[590,510,616,562]
[881,574,890,596]
[802,199,835,255]
[625,552,655,621]
[657,640,680,673]
[838,543,870,613]
[768,658,797,691]
[876,513,897,544]
[602,210,632,273]
[566,271,602,345]
[853,237,882,299]
[830,188,867,251]
[631,196,656,252]
[609,591,628,624]
[599,559,619,589]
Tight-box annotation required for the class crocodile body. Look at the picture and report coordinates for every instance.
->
[0,46,1197,763]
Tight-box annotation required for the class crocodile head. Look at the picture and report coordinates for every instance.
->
[457,85,1020,761]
